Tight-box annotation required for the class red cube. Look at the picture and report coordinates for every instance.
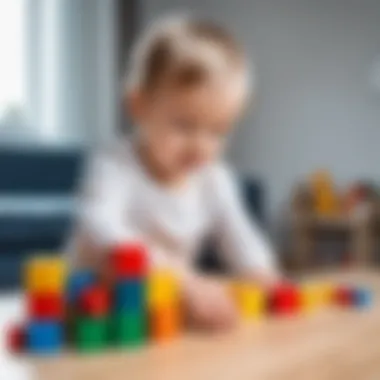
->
[334,286,353,306]
[110,242,148,278]
[269,282,301,315]
[27,293,65,320]
[79,285,110,317]
[6,324,25,353]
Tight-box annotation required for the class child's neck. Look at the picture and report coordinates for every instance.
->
[136,142,188,190]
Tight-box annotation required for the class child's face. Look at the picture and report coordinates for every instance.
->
[130,82,246,177]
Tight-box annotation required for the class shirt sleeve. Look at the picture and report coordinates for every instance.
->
[77,149,138,248]
[209,164,277,275]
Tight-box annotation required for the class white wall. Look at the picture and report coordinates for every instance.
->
[142,0,380,225]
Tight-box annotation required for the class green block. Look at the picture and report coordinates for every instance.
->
[110,311,147,347]
[74,316,108,352]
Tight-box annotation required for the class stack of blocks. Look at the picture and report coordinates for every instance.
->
[25,257,67,354]
[148,269,181,341]
[110,243,148,347]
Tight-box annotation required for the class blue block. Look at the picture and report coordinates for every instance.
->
[27,321,64,355]
[353,287,373,309]
[66,270,96,304]
[115,279,145,312]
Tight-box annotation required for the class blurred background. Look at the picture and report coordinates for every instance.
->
[1,0,380,289]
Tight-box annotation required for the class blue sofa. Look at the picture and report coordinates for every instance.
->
[0,148,264,289]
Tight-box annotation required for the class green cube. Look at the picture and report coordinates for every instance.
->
[110,311,147,347]
[74,316,108,352]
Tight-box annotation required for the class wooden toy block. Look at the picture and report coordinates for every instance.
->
[149,304,181,342]
[352,287,373,309]
[334,286,353,307]
[110,243,148,278]
[25,257,67,293]
[6,323,25,353]
[27,321,63,355]
[27,292,65,320]
[74,316,108,352]
[231,282,265,320]
[147,269,179,307]
[300,283,321,313]
[66,271,96,304]
[114,279,146,312]
[78,286,110,317]
[269,283,301,315]
[110,312,147,347]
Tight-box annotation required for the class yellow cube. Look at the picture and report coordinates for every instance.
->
[25,256,67,293]
[301,282,321,314]
[231,282,265,320]
[147,269,180,307]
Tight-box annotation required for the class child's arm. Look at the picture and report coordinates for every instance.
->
[209,165,280,286]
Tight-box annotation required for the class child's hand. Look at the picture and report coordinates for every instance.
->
[182,275,238,331]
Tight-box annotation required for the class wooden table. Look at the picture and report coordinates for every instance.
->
[4,271,380,380]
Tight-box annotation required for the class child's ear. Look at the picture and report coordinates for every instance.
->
[126,90,145,123]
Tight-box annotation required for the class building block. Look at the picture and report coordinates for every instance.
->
[66,270,96,304]
[300,283,320,314]
[147,269,179,307]
[334,286,354,307]
[6,324,26,353]
[269,283,301,315]
[114,279,146,312]
[26,321,63,355]
[74,316,108,352]
[110,243,148,278]
[78,286,110,317]
[149,305,181,342]
[27,293,65,320]
[25,257,67,293]
[110,312,147,347]
[231,282,265,320]
[352,287,373,309]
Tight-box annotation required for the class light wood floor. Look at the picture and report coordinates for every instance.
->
[23,271,380,379]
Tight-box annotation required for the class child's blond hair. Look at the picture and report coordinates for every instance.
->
[125,15,251,96]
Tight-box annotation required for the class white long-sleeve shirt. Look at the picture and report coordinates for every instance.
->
[71,140,276,275]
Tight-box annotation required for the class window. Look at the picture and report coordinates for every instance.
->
[0,1,27,128]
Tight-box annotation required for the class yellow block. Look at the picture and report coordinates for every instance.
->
[147,269,180,307]
[231,282,265,320]
[25,256,67,293]
[301,281,334,313]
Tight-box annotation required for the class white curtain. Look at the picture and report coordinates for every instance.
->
[1,0,119,146]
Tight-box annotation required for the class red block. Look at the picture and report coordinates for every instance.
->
[79,285,110,317]
[269,282,301,315]
[110,242,148,278]
[334,286,353,306]
[6,324,25,353]
[27,293,65,320]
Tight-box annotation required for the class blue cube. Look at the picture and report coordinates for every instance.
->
[353,287,373,309]
[27,321,63,355]
[66,270,96,304]
[115,279,145,312]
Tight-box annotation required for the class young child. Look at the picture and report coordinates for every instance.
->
[70,15,279,330]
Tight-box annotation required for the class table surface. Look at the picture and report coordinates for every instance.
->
[2,271,380,380]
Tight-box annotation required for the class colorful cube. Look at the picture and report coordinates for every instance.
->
[66,270,96,304]
[110,243,148,278]
[25,257,67,293]
[231,282,265,320]
[79,286,110,317]
[147,269,179,307]
[149,305,181,342]
[352,287,373,309]
[114,279,146,312]
[27,292,65,320]
[27,321,63,355]
[74,316,108,352]
[110,311,147,347]
[269,282,301,315]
